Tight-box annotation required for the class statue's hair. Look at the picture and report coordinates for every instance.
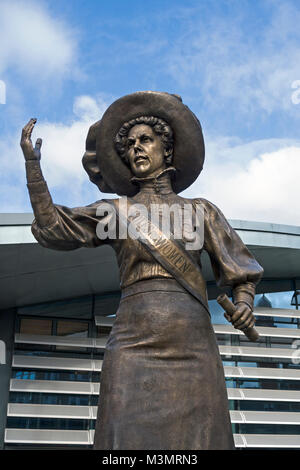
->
[114,116,173,165]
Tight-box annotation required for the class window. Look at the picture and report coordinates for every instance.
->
[56,321,89,338]
[255,291,295,310]
[209,299,228,325]
[20,318,52,336]
[56,320,89,351]
[96,326,111,338]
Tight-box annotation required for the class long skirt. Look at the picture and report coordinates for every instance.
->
[93,279,235,450]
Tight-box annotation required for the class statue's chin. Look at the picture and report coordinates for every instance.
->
[132,164,167,179]
[131,163,151,178]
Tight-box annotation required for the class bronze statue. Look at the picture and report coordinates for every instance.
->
[20,91,263,450]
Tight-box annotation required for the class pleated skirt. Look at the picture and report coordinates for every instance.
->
[93,279,235,450]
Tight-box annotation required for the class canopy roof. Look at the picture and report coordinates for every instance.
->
[1,214,300,309]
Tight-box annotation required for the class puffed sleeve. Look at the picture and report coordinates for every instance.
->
[31,200,116,251]
[197,198,264,288]
[25,160,117,251]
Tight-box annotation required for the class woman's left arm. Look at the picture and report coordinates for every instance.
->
[197,198,264,331]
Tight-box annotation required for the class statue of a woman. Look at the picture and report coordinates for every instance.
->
[20,91,263,450]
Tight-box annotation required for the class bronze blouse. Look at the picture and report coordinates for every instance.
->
[29,172,264,292]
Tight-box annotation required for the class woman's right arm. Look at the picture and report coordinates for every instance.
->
[20,118,58,228]
[20,119,109,251]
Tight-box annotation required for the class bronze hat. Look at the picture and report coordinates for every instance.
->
[83,91,205,196]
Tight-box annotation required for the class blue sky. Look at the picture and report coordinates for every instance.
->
[0,0,300,224]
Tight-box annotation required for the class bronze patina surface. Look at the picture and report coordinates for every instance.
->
[21,92,263,450]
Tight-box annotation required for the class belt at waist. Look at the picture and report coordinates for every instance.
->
[121,278,197,300]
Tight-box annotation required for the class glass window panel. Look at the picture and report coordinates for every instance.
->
[96,326,111,338]
[225,379,236,388]
[13,370,36,380]
[209,299,228,325]
[237,380,260,388]
[20,318,52,336]
[11,369,93,382]
[238,423,300,435]
[215,333,232,346]
[235,378,300,391]
[237,361,258,367]
[274,322,298,329]
[222,360,236,367]
[14,343,52,353]
[228,400,236,410]
[56,320,89,352]
[29,394,92,406]
[274,316,299,324]
[9,392,36,404]
[56,321,88,338]
[239,400,300,412]
[6,417,90,430]
[255,291,295,310]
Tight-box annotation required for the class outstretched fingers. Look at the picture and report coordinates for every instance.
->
[21,118,37,148]
[20,118,43,161]
[22,118,36,138]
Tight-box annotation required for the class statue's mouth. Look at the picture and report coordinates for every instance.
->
[134,155,148,164]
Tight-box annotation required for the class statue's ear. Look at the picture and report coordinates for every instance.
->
[164,148,173,165]
[82,150,102,185]
[82,121,114,193]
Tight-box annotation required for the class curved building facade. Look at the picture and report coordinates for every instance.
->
[0,214,300,449]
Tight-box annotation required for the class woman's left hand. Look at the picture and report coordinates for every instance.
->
[224,302,255,331]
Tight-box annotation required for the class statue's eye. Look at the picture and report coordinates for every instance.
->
[128,140,134,147]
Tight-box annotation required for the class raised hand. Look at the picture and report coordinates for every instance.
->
[20,118,42,161]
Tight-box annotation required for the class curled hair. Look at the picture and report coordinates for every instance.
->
[114,116,173,165]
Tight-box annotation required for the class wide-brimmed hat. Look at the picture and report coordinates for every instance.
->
[83,91,205,196]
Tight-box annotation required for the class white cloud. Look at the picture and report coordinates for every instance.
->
[73,95,104,122]
[0,95,109,211]
[183,137,300,226]
[0,0,78,80]
[34,95,108,187]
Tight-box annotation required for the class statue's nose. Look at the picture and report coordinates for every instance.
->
[134,141,142,152]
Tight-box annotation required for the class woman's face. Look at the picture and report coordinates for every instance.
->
[126,124,167,178]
